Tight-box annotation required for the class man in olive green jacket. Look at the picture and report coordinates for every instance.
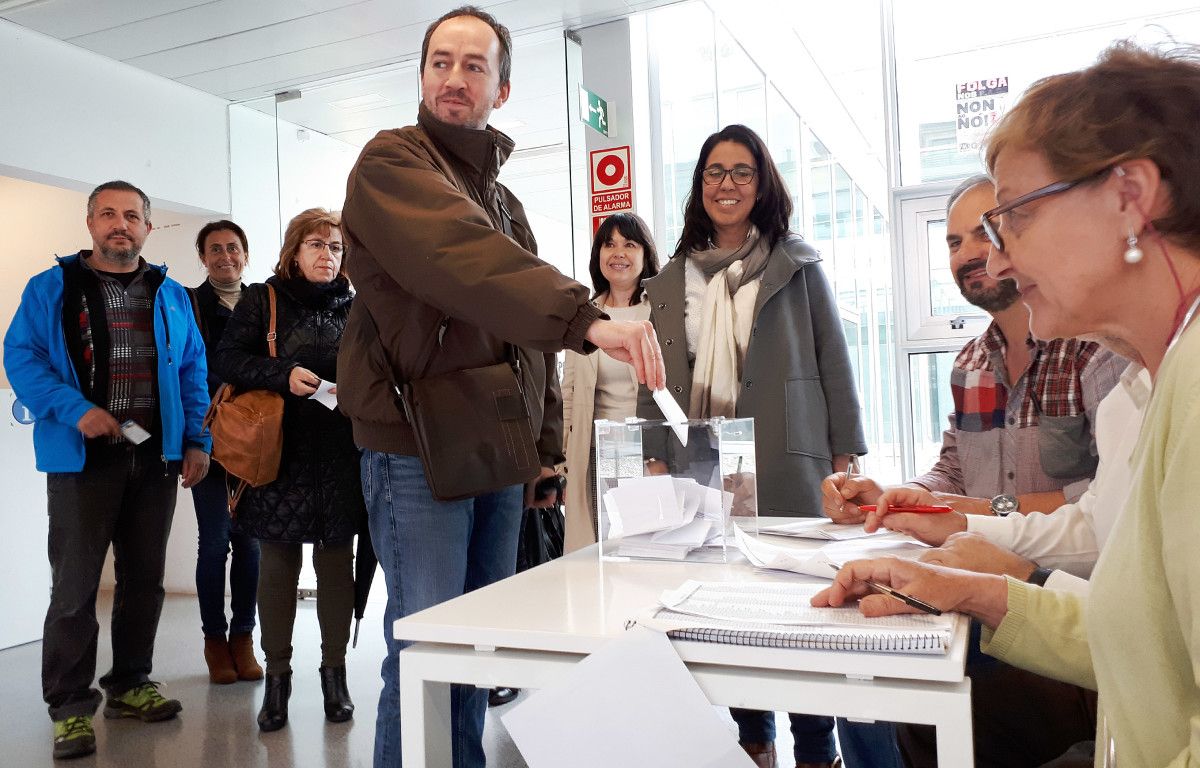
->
[338,7,664,768]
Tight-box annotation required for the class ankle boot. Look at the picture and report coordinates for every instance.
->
[318,666,354,723]
[228,632,264,681]
[257,672,291,732]
[203,635,237,685]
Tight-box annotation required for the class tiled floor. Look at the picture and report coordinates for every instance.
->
[0,592,532,768]
[0,592,797,767]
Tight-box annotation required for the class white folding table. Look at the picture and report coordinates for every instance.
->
[394,529,974,766]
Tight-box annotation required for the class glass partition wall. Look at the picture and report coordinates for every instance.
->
[641,0,901,481]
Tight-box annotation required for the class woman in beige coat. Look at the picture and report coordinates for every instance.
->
[562,213,660,551]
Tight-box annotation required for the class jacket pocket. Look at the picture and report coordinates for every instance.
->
[784,377,831,460]
[336,307,404,427]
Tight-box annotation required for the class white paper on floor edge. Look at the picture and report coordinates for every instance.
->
[501,626,754,768]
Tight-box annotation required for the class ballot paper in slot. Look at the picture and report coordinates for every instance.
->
[594,417,757,563]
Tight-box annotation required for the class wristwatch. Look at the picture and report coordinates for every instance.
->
[990,493,1019,517]
[1027,566,1054,587]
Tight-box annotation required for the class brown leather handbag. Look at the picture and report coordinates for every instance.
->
[396,316,540,502]
[202,284,284,510]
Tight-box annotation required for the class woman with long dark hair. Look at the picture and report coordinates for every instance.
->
[562,213,660,551]
[639,125,868,768]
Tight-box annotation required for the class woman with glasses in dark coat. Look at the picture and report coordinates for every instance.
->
[215,208,365,733]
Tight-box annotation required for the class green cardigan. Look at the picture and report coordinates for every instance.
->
[982,318,1200,767]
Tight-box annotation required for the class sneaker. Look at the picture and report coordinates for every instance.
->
[52,715,95,760]
[103,682,182,722]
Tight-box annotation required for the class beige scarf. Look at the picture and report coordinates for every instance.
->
[688,228,770,418]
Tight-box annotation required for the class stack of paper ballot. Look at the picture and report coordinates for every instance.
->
[603,475,732,560]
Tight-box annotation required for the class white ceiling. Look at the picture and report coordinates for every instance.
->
[0,0,680,170]
[0,0,680,100]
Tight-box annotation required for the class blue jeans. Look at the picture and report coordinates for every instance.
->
[192,467,259,637]
[362,451,524,768]
[837,720,902,768]
[730,709,837,764]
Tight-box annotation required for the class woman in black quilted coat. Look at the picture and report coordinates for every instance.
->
[215,208,364,733]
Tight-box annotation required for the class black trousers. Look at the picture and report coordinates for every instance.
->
[898,658,1097,768]
[42,444,179,720]
[256,540,354,675]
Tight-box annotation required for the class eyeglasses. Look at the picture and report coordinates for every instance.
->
[702,164,757,186]
[302,239,344,255]
[980,167,1112,252]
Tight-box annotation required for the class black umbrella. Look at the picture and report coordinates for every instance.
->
[352,529,378,648]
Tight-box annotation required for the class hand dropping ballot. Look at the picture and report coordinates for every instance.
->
[652,388,689,446]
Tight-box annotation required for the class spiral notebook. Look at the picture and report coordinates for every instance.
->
[636,580,954,655]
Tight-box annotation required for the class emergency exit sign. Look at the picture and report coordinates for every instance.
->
[579,86,610,137]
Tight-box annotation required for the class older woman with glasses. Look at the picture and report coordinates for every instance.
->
[640,124,868,768]
[216,208,366,733]
[817,42,1200,767]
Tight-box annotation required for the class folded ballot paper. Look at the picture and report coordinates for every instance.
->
[732,524,930,578]
[603,475,732,560]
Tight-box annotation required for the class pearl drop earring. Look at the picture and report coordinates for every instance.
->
[1124,226,1144,265]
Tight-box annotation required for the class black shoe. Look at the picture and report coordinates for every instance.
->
[257,671,291,732]
[488,687,519,707]
[319,666,354,723]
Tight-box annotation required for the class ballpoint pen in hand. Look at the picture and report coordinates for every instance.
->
[827,562,943,616]
[857,504,953,514]
[839,454,860,516]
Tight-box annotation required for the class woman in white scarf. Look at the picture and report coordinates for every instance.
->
[641,125,869,768]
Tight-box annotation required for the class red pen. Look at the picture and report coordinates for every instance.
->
[857,504,953,514]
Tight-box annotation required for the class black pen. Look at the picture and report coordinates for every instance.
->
[827,562,943,616]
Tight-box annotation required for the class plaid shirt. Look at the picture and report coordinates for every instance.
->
[911,321,1125,504]
[78,258,158,446]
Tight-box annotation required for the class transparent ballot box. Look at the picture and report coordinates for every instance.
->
[594,417,757,562]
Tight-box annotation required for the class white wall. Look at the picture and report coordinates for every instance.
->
[0,18,231,217]
[0,389,50,648]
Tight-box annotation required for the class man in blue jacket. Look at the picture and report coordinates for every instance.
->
[3,180,211,761]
